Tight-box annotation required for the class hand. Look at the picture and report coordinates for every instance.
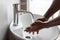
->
[25,22,48,34]
[35,17,48,22]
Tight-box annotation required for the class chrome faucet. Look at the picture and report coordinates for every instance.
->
[13,4,34,26]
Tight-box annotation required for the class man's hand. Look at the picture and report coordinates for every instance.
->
[35,17,48,22]
[25,22,48,34]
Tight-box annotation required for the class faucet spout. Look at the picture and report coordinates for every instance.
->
[13,4,34,26]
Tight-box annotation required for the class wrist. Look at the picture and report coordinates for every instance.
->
[44,16,49,21]
[43,23,49,28]
[37,16,49,23]
[45,22,52,28]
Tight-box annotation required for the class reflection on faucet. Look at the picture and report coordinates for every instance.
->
[13,4,34,26]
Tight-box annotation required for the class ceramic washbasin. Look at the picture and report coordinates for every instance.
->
[10,14,60,40]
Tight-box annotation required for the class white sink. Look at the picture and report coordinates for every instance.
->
[10,14,60,40]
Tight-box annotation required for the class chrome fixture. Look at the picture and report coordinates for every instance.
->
[13,4,34,26]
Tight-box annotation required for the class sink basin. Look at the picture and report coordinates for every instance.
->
[10,14,60,40]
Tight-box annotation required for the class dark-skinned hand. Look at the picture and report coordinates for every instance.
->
[24,22,48,34]
[35,17,48,22]
[25,17,48,34]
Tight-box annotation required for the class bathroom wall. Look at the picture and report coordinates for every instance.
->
[0,0,19,40]
[29,0,59,19]
[0,0,8,40]
[29,0,53,16]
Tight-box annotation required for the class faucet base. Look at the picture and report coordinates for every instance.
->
[13,24,18,26]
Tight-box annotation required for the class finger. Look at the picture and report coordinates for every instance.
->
[29,31,31,34]
[37,19,42,20]
[24,28,28,31]
[24,29,27,31]
[26,27,30,29]
[33,32,34,34]
[37,30,39,34]
[35,20,41,22]
[26,28,33,32]
[24,27,31,31]
[31,23,35,26]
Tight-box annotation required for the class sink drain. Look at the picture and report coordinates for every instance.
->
[25,36,31,39]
